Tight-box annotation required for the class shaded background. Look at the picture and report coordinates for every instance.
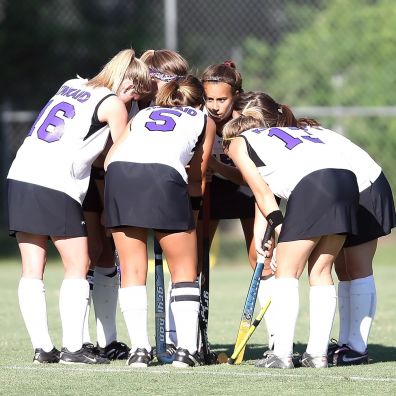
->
[1,0,395,245]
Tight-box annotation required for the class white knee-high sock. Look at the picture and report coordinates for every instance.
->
[273,278,299,359]
[93,266,119,348]
[171,281,200,353]
[257,275,276,349]
[82,269,94,345]
[59,279,89,352]
[18,277,54,352]
[165,280,177,346]
[119,286,151,352]
[348,275,376,353]
[306,285,337,357]
[337,281,350,345]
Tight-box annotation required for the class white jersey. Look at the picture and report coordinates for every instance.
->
[7,78,114,204]
[305,126,382,191]
[241,126,353,200]
[109,106,206,183]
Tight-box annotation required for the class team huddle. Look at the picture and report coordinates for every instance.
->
[7,48,396,369]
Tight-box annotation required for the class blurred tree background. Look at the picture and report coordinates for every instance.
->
[0,0,395,229]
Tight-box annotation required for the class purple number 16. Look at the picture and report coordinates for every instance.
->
[28,100,75,143]
[268,127,323,150]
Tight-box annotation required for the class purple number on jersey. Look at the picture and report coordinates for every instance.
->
[268,127,323,150]
[145,109,182,132]
[28,100,76,143]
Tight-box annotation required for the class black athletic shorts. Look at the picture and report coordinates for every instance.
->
[198,176,255,220]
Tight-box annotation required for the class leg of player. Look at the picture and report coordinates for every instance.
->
[332,240,377,366]
[81,211,102,352]
[54,235,109,365]
[16,232,60,364]
[93,235,129,360]
[157,230,203,368]
[302,234,345,368]
[113,227,152,368]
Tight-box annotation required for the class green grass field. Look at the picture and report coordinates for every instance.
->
[0,231,395,395]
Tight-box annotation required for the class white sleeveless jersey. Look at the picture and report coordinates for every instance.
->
[109,106,206,183]
[7,78,114,204]
[305,126,381,191]
[241,126,353,200]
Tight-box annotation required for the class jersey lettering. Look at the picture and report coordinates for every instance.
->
[145,109,182,132]
[268,127,324,150]
[28,100,76,143]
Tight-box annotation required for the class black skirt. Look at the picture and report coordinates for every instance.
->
[7,179,87,237]
[82,175,103,213]
[203,176,255,220]
[344,171,396,247]
[105,161,195,231]
[278,169,360,242]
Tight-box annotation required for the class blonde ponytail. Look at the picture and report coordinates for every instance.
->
[87,49,151,96]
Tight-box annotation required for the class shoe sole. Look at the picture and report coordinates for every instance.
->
[59,360,109,365]
[33,360,59,364]
[127,362,148,368]
[172,361,191,368]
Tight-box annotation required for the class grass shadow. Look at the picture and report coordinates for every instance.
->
[211,342,396,364]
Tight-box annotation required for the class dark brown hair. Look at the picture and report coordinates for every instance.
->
[201,60,243,94]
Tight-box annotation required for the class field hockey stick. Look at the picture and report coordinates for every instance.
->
[198,182,217,364]
[228,299,271,365]
[154,237,174,364]
[230,224,274,364]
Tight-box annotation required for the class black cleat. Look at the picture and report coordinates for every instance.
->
[327,339,345,362]
[59,347,110,364]
[172,348,203,368]
[199,348,218,365]
[333,346,369,366]
[33,347,60,364]
[97,341,130,360]
[126,348,153,367]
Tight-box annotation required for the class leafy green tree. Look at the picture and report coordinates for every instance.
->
[242,0,396,193]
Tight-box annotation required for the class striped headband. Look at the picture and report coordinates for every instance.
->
[149,68,183,83]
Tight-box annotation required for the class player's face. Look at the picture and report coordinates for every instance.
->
[204,82,234,123]
[117,79,143,103]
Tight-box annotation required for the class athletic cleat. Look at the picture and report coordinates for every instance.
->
[300,352,328,368]
[172,348,203,368]
[59,347,110,364]
[255,354,294,369]
[126,348,153,368]
[33,347,60,364]
[333,346,369,366]
[262,347,274,358]
[152,343,177,358]
[199,348,218,365]
[97,341,130,360]
[82,342,99,354]
[327,339,345,361]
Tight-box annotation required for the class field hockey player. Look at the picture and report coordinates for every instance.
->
[104,75,216,368]
[7,48,151,365]
[223,92,360,369]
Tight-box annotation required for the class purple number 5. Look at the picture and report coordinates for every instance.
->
[145,109,182,132]
[28,100,75,143]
